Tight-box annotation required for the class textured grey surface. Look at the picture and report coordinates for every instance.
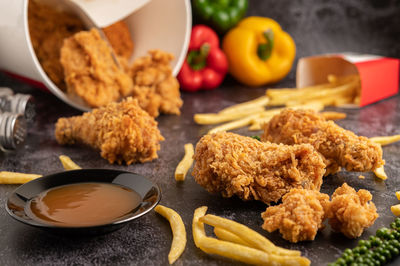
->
[0,0,399,265]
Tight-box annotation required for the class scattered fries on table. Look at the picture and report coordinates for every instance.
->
[321,111,347,121]
[175,143,194,181]
[192,206,310,266]
[266,74,361,107]
[391,205,400,216]
[0,171,42,184]
[373,165,387,180]
[370,134,400,146]
[59,155,81,170]
[155,205,187,264]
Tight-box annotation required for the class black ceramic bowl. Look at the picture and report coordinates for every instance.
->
[6,169,161,235]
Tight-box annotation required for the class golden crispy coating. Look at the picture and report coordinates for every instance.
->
[28,0,84,90]
[262,109,384,175]
[261,188,330,243]
[103,21,134,59]
[55,97,164,165]
[192,132,326,204]
[327,183,378,238]
[129,50,182,117]
[60,29,134,108]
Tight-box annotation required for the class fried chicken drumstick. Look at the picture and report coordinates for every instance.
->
[192,132,326,204]
[262,188,330,243]
[262,109,384,175]
[55,97,164,165]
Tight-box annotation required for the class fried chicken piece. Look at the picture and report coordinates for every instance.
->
[262,109,384,175]
[60,29,134,108]
[261,188,330,243]
[128,50,182,117]
[28,0,84,90]
[327,183,378,238]
[103,21,134,59]
[192,132,326,204]
[55,97,164,165]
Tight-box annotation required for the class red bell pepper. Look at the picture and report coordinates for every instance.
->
[178,25,228,92]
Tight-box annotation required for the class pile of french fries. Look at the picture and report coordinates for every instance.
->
[193,206,310,265]
[267,74,361,107]
[194,74,361,134]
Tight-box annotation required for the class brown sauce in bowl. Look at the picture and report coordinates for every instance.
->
[28,183,141,227]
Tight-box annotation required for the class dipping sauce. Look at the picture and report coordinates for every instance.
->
[28,182,141,227]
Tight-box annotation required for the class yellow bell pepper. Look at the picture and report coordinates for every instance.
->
[222,16,296,87]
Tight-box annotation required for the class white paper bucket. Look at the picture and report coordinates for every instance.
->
[0,0,192,111]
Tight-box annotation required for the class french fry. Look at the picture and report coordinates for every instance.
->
[219,96,269,114]
[214,227,249,246]
[370,134,400,146]
[208,113,262,134]
[192,207,309,266]
[396,191,400,200]
[175,143,194,181]
[321,111,347,120]
[197,235,310,266]
[192,206,208,247]
[267,74,360,107]
[374,165,387,180]
[194,107,264,125]
[155,205,187,264]
[391,204,400,216]
[59,155,81,170]
[0,171,42,184]
[199,214,301,257]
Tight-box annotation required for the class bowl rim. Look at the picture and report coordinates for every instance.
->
[6,168,161,230]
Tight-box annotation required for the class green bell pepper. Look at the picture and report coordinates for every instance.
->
[192,0,248,33]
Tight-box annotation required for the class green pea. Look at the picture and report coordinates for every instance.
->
[391,222,397,229]
[392,230,400,239]
[390,246,400,256]
[382,249,392,260]
[377,228,391,239]
[344,248,353,255]
[390,239,400,248]
[344,254,354,263]
[377,254,386,264]
[395,217,400,226]
[336,258,346,265]
[373,238,383,247]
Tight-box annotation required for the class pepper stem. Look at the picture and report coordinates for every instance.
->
[187,43,210,71]
[257,29,274,61]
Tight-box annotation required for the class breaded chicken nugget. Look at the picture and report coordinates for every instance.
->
[261,188,330,243]
[328,183,378,238]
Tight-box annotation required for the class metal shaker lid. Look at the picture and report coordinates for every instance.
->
[0,112,27,150]
[11,93,35,121]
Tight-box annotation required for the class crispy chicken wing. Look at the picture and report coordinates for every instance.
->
[60,29,134,108]
[261,188,330,243]
[55,97,164,165]
[128,50,182,117]
[262,109,384,175]
[192,132,326,204]
[328,183,378,238]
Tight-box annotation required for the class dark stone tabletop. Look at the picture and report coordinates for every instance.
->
[0,0,399,265]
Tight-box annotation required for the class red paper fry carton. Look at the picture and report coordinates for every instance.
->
[296,53,399,107]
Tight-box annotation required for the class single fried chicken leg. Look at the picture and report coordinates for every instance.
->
[262,109,384,175]
[192,132,326,204]
[55,97,164,165]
